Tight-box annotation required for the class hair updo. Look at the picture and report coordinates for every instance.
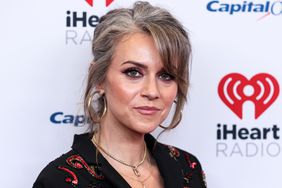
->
[84,1,191,132]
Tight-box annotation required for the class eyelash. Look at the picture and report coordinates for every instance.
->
[158,72,175,81]
[122,67,143,78]
[122,67,175,81]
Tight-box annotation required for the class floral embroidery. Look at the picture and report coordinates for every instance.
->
[184,153,197,169]
[66,155,104,180]
[182,170,192,188]
[58,166,78,186]
[183,153,207,187]
[168,145,180,160]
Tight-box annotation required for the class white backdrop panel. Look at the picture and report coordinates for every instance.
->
[1,0,281,187]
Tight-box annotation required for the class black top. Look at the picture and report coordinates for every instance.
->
[33,133,207,188]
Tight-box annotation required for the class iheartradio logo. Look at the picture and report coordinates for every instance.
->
[218,73,279,119]
[85,0,114,7]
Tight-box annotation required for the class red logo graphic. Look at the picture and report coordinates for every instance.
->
[85,0,114,7]
[218,73,279,119]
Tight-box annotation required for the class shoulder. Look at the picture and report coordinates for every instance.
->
[33,133,112,188]
[33,151,76,188]
[168,145,203,169]
[159,143,207,188]
[145,134,207,187]
[157,142,203,169]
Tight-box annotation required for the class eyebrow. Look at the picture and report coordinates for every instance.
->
[121,61,148,69]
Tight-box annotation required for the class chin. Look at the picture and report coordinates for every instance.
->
[134,122,159,134]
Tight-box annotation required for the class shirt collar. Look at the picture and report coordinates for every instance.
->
[72,133,183,188]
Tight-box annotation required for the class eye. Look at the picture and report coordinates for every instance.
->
[158,72,175,81]
[122,67,143,78]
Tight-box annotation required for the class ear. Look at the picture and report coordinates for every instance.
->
[96,82,105,95]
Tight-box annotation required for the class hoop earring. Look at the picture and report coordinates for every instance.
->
[87,91,100,111]
[100,95,107,120]
[87,91,107,121]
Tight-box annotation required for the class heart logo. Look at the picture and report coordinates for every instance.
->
[218,73,279,119]
[85,0,114,7]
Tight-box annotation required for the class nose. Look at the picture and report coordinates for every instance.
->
[141,76,160,100]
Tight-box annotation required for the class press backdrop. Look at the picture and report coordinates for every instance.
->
[1,0,282,187]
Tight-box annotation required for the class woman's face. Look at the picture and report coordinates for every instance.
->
[100,33,178,134]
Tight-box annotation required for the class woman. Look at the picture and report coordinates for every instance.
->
[33,1,206,188]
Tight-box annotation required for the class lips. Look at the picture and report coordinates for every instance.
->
[134,106,161,115]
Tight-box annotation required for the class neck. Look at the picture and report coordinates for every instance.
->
[95,116,146,165]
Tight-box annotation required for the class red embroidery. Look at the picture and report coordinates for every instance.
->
[184,173,192,182]
[184,153,197,169]
[66,155,104,180]
[182,170,193,188]
[58,166,78,186]
[168,146,180,159]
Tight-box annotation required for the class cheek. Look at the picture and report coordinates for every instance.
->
[105,80,140,106]
[162,85,178,105]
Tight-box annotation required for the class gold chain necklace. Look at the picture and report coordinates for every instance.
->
[121,157,153,188]
[92,136,147,177]
[122,170,152,188]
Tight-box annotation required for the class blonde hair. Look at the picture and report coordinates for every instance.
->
[84,1,191,132]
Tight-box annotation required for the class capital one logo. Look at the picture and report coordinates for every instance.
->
[218,73,279,119]
[85,0,114,7]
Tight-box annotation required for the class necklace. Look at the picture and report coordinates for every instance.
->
[121,156,153,188]
[92,136,147,177]
[122,170,152,188]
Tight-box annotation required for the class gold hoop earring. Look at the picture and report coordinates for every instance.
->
[87,91,101,112]
[87,91,107,121]
[100,95,107,120]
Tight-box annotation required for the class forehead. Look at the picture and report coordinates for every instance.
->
[111,33,163,68]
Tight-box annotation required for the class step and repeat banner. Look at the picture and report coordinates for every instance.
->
[1,0,281,187]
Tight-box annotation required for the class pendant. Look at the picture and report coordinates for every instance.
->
[132,166,141,177]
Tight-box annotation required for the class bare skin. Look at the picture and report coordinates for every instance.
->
[93,32,178,188]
